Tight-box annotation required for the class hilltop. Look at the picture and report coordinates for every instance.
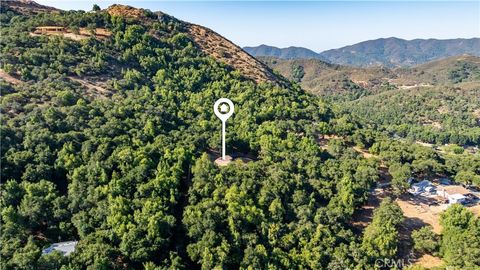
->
[1,1,283,86]
[243,44,324,60]
[107,4,284,85]
[259,56,393,99]
[396,54,480,85]
[260,54,480,98]
[1,0,58,14]
[245,37,480,67]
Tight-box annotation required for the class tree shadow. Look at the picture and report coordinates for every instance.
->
[397,216,429,259]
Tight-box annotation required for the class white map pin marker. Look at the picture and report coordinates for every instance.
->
[214,98,234,160]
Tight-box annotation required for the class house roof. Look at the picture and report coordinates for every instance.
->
[42,241,77,256]
[36,26,64,29]
[412,180,432,188]
[439,185,470,195]
[449,194,467,200]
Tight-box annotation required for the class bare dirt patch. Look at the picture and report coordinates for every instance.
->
[415,141,434,148]
[397,194,479,233]
[30,27,111,41]
[395,195,444,262]
[397,196,443,233]
[0,69,22,85]
[351,188,389,230]
[470,204,480,217]
[68,76,112,99]
[414,254,444,269]
[473,109,480,120]
[421,119,442,129]
[107,4,149,19]
[437,106,449,114]
[399,83,432,89]
[316,134,342,148]
[208,150,256,167]
[351,80,369,88]
[353,146,378,159]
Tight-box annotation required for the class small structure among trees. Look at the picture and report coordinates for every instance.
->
[34,26,65,34]
[42,241,77,256]
[437,185,470,204]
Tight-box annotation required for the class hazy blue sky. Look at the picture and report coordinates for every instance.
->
[36,1,480,52]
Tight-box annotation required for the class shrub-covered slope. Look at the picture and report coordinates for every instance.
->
[259,55,480,145]
[0,3,391,269]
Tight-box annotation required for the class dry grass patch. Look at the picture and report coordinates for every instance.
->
[414,254,444,269]
[186,24,282,85]
[0,69,22,85]
[469,204,480,217]
[396,197,443,234]
[353,146,378,159]
[30,27,111,41]
[106,4,148,19]
[68,76,112,99]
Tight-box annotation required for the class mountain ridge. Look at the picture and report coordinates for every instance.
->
[259,54,480,98]
[245,37,480,67]
[2,1,286,86]
[243,44,324,60]
[1,0,58,14]
[107,4,287,85]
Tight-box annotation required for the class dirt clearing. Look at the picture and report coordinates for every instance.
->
[414,254,444,269]
[0,69,22,85]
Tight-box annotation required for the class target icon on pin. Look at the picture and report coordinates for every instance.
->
[214,98,234,160]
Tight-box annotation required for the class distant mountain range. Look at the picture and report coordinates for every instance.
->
[243,45,324,61]
[244,37,480,67]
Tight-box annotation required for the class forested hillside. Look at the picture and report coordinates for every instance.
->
[260,55,480,146]
[0,2,387,269]
[348,85,480,145]
[259,56,394,99]
[1,2,479,270]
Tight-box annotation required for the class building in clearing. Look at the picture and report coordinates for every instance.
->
[409,180,434,195]
[437,185,470,204]
[34,26,65,34]
[42,241,77,256]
